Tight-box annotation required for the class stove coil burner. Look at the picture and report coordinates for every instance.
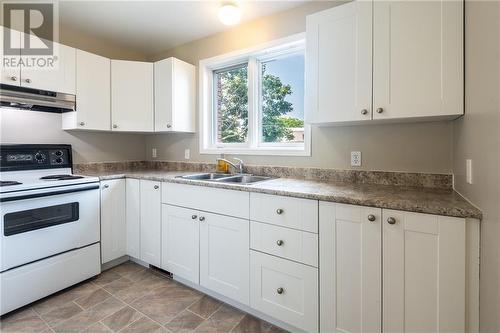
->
[0,181,22,186]
[40,175,85,181]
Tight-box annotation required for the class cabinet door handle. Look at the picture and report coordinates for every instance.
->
[79,122,85,126]
[361,109,368,115]
[276,240,284,246]
[10,76,17,81]
[276,208,284,215]
[276,287,284,295]
[199,216,205,222]
[24,78,31,83]
[154,185,159,189]
[166,124,172,128]
[376,107,384,114]
[387,217,396,225]
[103,184,109,189]
[367,214,376,222]
[113,124,118,129]
[191,215,198,220]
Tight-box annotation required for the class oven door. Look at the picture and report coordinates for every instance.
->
[0,182,100,272]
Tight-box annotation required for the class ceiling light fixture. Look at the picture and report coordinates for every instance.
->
[218,3,241,26]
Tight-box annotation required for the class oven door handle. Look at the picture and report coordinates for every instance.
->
[0,184,100,202]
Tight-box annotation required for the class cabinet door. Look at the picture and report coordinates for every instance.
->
[139,180,161,266]
[65,49,111,131]
[111,60,154,132]
[373,0,463,120]
[100,179,126,264]
[250,251,318,333]
[0,27,21,86]
[200,212,249,304]
[154,58,196,133]
[161,204,199,284]
[319,202,381,333]
[305,1,372,124]
[126,178,140,259]
[20,36,76,94]
[382,210,466,333]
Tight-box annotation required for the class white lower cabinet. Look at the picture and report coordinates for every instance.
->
[382,210,466,333]
[319,202,382,333]
[125,179,140,259]
[100,179,126,264]
[320,201,471,333]
[200,212,249,305]
[124,179,161,266]
[139,180,161,266]
[161,205,200,284]
[161,203,250,304]
[250,251,318,333]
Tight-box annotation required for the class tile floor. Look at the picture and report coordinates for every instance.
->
[0,261,288,333]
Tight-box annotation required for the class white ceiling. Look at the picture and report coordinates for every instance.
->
[59,1,309,57]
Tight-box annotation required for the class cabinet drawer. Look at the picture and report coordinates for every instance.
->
[250,193,318,233]
[162,182,249,219]
[250,222,318,267]
[250,251,318,333]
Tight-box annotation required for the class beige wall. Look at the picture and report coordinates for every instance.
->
[60,24,148,61]
[0,109,146,163]
[453,1,500,332]
[146,1,454,173]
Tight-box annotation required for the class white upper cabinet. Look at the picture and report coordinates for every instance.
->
[306,1,372,124]
[306,0,463,125]
[20,34,76,94]
[382,210,466,333]
[373,0,463,121]
[111,60,154,132]
[154,57,196,132]
[63,50,111,131]
[0,27,21,86]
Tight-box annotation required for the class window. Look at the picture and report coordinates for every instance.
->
[200,34,310,156]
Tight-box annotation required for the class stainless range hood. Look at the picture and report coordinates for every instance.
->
[0,84,75,113]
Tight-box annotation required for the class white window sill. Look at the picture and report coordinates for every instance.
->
[199,147,311,157]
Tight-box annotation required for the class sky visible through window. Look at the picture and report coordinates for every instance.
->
[263,53,305,120]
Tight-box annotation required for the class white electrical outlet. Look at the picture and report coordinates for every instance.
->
[351,151,362,167]
[184,149,190,160]
[152,148,157,158]
[466,159,473,184]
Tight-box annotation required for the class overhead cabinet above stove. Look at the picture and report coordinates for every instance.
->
[0,27,76,95]
[305,0,464,125]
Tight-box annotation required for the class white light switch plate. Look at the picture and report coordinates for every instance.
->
[351,151,362,167]
[152,148,157,158]
[466,159,473,184]
[184,149,190,160]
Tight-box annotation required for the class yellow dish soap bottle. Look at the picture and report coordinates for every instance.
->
[217,154,228,173]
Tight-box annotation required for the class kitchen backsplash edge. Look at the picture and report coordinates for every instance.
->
[73,160,453,189]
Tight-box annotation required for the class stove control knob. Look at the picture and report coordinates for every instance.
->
[55,150,63,157]
[35,152,45,163]
[55,157,63,164]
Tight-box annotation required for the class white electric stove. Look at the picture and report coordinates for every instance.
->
[0,144,101,315]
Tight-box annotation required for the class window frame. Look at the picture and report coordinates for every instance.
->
[199,33,311,156]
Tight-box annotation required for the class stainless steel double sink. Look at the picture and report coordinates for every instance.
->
[177,173,273,185]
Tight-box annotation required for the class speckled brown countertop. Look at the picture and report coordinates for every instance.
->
[80,169,482,220]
